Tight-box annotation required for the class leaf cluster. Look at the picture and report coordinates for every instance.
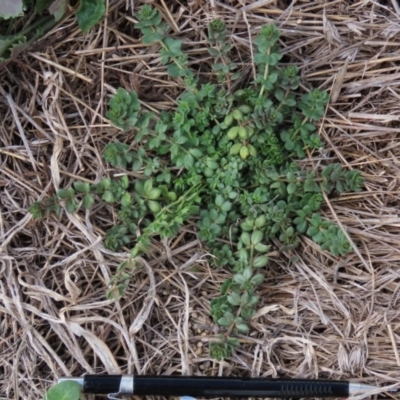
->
[207,19,239,84]
[106,89,140,132]
[0,0,105,63]
[134,4,193,79]
[30,7,364,361]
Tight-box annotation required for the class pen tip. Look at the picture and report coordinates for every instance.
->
[349,383,377,393]
[348,383,400,393]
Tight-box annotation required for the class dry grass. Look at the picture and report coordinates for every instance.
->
[1,0,400,399]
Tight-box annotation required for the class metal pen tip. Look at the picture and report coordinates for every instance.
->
[349,383,377,392]
[349,382,398,393]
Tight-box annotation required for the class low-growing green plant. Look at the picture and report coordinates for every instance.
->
[0,0,105,64]
[30,5,364,360]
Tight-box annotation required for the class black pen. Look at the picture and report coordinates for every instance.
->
[58,375,380,398]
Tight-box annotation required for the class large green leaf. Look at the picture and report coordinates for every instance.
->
[49,0,68,21]
[76,0,105,33]
[43,381,81,400]
[0,0,24,19]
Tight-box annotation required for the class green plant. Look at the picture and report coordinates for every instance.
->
[0,0,105,64]
[30,6,364,360]
[43,381,82,400]
[207,18,239,87]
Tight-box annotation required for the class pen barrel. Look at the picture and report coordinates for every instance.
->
[83,375,123,394]
[135,377,349,398]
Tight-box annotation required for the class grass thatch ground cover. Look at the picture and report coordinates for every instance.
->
[1,0,400,398]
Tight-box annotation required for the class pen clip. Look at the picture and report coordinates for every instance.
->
[107,394,197,399]
[107,393,123,400]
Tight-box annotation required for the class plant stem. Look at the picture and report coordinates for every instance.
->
[224,306,243,338]
[249,244,254,267]
[216,43,232,91]
[258,47,271,98]
[276,89,291,112]
[290,116,309,141]
[148,25,187,72]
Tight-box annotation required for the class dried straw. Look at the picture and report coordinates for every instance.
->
[1,0,400,399]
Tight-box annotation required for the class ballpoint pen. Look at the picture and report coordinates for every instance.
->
[58,375,381,398]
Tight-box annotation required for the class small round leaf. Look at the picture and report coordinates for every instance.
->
[44,381,81,400]
[82,194,94,210]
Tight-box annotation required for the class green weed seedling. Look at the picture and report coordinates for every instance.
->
[30,5,364,360]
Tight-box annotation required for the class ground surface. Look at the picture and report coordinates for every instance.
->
[1,0,400,399]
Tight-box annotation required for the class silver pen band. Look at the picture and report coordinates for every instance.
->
[118,375,134,394]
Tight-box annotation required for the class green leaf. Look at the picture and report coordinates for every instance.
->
[312,232,324,243]
[101,177,111,190]
[76,0,106,33]
[147,188,161,200]
[251,230,263,245]
[227,292,241,306]
[220,279,232,295]
[233,273,245,285]
[231,71,241,80]
[142,31,163,44]
[252,256,268,268]
[218,311,234,326]
[189,148,203,158]
[221,201,232,212]
[183,153,194,169]
[148,200,161,214]
[250,273,264,286]
[268,53,281,66]
[65,199,77,214]
[143,179,153,194]
[240,232,251,247]
[270,182,281,189]
[167,64,180,77]
[57,188,74,199]
[0,33,26,62]
[0,0,23,19]
[247,294,259,307]
[255,215,266,228]
[287,182,297,195]
[227,337,240,347]
[212,62,225,72]
[44,381,81,400]
[121,175,129,189]
[243,267,252,282]
[164,37,182,56]
[254,243,270,253]
[210,341,233,360]
[73,182,90,194]
[29,202,44,219]
[239,292,249,305]
[102,190,115,203]
[235,322,249,333]
[241,219,254,232]
[82,194,94,210]
[208,47,219,57]
[215,194,224,207]
[296,220,307,233]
